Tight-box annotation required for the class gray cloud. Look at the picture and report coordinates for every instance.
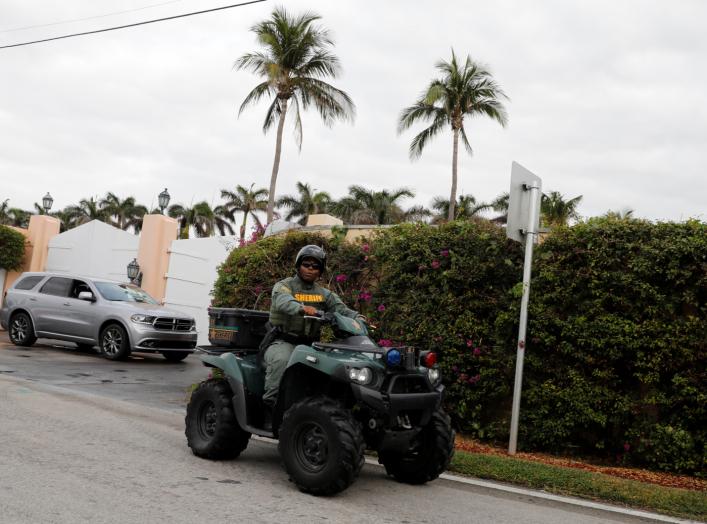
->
[0,0,704,222]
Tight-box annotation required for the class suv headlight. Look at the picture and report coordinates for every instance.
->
[130,314,155,325]
[349,367,373,385]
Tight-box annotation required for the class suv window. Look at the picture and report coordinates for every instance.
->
[69,280,92,299]
[14,276,44,290]
[39,277,73,297]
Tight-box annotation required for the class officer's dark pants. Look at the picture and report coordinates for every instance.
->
[262,339,295,407]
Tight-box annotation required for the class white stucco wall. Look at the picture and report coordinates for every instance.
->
[162,236,239,345]
[45,220,139,281]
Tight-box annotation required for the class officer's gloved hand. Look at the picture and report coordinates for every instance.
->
[355,314,368,324]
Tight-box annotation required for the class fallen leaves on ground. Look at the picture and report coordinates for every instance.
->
[455,435,706,492]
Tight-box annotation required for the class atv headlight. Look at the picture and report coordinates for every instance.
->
[349,367,373,385]
[130,314,155,325]
[427,367,441,384]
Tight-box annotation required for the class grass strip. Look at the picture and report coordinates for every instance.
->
[449,450,707,521]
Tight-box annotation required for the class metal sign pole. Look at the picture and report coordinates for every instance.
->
[508,181,541,455]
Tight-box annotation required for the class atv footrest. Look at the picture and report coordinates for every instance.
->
[195,345,259,356]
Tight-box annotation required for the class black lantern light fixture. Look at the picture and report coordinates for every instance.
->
[158,188,170,214]
[127,258,140,283]
[42,192,54,214]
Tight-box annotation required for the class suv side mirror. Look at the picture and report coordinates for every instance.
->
[78,291,95,302]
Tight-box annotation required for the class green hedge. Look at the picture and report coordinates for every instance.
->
[511,218,706,474]
[0,225,25,270]
[211,218,706,474]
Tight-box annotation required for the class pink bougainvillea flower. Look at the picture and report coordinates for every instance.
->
[466,339,473,347]
[359,291,372,302]
[377,304,386,312]
[452,365,459,372]
[378,339,393,347]
[440,249,450,258]
[431,259,441,269]
[623,443,630,452]
[364,256,369,262]
[335,274,348,283]
[362,243,370,253]
[473,348,481,356]
[254,285,263,294]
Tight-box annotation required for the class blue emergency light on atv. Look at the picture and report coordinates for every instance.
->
[185,308,455,496]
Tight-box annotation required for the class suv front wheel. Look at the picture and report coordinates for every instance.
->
[9,312,37,347]
[100,323,131,361]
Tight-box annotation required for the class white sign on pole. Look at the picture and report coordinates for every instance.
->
[506,161,542,455]
[507,161,542,243]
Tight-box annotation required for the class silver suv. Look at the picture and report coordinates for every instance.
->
[0,272,197,362]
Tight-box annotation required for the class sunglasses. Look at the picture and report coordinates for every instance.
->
[300,262,321,270]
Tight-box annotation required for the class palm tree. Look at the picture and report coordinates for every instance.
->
[603,208,634,220]
[168,202,220,239]
[398,51,508,221]
[431,194,491,223]
[0,199,10,225]
[331,185,415,225]
[64,197,107,227]
[99,192,148,232]
[277,182,332,225]
[221,184,269,240]
[490,192,509,224]
[540,191,583,227]
[212,205,236,236]
[235,7,355,224]
[4,207,31,228]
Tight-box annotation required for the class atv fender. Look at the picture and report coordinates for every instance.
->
[200,353,245,383]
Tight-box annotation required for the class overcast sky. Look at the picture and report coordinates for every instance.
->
[1,0,705,222]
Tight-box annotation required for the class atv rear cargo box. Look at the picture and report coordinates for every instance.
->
[208,308,269,348]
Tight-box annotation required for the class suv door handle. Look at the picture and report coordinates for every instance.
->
[29,297,37,301]
[63,302,71,306]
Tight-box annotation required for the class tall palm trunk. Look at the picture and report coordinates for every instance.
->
[449,128,460,221]
[267,97,289,224]
[240,209,248,241]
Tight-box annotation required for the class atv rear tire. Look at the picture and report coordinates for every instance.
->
[380,409,455,484]
[185,379,251,460]
[278,396,365,496]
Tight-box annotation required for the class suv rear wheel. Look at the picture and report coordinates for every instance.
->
[100,323,130,360]
[9,312,37,347]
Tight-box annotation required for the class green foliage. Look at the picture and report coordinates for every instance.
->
[450,451,707,521]
[508,217,707,474]
[0,225,25,270]
[213,217,707,474]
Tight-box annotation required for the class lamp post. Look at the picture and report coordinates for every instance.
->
[158,188,170,214]
[42,192,54,214]
[127,258,140,284]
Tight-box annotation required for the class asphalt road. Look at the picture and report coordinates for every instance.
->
[0,333,671,524]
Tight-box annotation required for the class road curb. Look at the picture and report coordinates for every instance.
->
[1,374,700,523]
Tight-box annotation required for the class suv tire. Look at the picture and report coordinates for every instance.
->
[9,312,37,347]
[379,409,455,484]
[279,396,365,495]
[185,379,250,459]
[99,323,131,361]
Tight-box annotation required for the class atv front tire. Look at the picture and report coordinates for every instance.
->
[278,396,365,496]
[185,379,251,459]
[380,409,455,484]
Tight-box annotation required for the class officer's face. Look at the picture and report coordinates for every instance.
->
[298,257,322,283]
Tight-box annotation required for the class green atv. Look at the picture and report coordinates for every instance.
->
[185,308,454,496]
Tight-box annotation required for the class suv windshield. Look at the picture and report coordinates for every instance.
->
[94,282,158,304]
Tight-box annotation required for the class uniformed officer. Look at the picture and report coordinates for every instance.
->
[262,245,361,411]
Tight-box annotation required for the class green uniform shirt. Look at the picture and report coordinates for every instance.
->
[269,274,358,339]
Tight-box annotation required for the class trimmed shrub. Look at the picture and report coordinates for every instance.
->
[0,225,25,270]
[510,218,706,473]
[211,217,706,474]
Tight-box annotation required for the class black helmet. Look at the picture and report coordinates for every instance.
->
[295,244,326,271]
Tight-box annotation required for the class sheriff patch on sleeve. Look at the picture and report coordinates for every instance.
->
[294,293,325,303]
